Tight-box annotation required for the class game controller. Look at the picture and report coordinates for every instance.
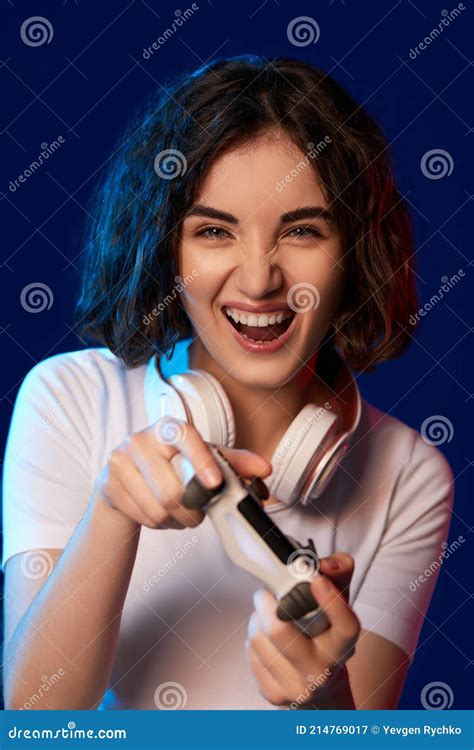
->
[174,443,330,638]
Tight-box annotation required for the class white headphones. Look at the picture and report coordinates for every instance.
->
[148,338,361,507]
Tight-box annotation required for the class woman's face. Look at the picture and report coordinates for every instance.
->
[178,131,345,389]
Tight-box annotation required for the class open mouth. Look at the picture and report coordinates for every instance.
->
[222,306,295,344]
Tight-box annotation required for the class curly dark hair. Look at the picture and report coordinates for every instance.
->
[74,54,418,372]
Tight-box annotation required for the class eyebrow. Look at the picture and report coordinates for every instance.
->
[279,206,334,225]
[185,204,238,224]
[184,204,334,226]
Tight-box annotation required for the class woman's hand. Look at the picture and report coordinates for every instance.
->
[245,552,360,708]
[94,417,272,530]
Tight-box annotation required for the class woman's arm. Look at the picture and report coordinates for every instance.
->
[303,631,409,709]
[3,494,141,710]
[346,630,409,709]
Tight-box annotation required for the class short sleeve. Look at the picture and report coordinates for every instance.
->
[352,433,454,663]
[1,353,97,572]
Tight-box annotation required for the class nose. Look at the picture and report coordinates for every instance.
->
[234,241,283,299]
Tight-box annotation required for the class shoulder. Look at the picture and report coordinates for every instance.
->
[6,348,151,474]
[17,347,145,404]
[362,399,453,483]
[10,348,149,443]
[359,399,454,523]
[20,346,126,386]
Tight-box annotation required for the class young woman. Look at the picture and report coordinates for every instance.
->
[2,55,454,710]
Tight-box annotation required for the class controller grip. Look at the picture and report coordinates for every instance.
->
[181,475,225,509]
[276,580,329,638]
[276,581,316,621]
[181,476,269,509]
[170,453,225,510]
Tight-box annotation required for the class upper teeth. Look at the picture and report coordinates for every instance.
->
[225,307,293,327]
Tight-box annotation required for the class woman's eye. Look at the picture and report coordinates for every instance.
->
[196,226,232,240]
[285,225,324,240]
[194,225,324,241]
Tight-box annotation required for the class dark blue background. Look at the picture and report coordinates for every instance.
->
[0,0,472,710]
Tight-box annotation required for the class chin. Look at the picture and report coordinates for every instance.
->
[225,356,300,389]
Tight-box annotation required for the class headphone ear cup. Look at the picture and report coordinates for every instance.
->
[167,369,235,447]
[268,404,339,506]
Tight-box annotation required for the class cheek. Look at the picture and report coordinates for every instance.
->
[178,244,207,309]
[294,260,345,343]
[179,241,231,318]
[179,272,220,324]
[292,253,344,309]
[179,240,201,278]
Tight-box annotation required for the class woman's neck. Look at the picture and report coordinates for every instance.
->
[187,341,336,462]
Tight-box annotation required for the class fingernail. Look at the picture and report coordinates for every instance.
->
[201,467,223,488]
[248,476,269,500]
[325,557,339,571]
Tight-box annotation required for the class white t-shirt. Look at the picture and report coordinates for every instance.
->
[1,346,454,710]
